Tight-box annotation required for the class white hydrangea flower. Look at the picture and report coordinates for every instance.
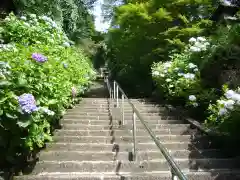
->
[5,17,10,21]
[193,102,198,107]
[51,22,58,28]
[163,62,172,69]
[189,95,197,101]
[184,73,195,79]
[190,46,201,52]
[204,42,210,46]
[189,37,196,43]
[169,84,174,88]
[166,78,172,82]
[29,14,37,19]
[20,16,27,21]
[40,107,55,116]
[152,71,160,76]
[193,68,198,72]
[174,67,179,71]
[224,90,240,102]
[188,63,197,69]
[63,42,71,47]
[218,108,228,116]
[197,37,206,42]
[224,99,235,110]
[178,73,184,76]
[194,41,203,48]
[160,73,165,77]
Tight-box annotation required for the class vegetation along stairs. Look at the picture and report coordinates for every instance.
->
[14,79,240,180]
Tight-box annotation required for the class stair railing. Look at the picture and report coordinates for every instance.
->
[104,76,188,180]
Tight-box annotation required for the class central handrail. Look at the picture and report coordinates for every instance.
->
[104,75,188,180]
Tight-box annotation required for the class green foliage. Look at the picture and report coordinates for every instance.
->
[0,13,95,164]
[152,37,217,111]
[206,85,240,136]
[13,0,96,41]
[152,22,240,137]
[105,0,215,96]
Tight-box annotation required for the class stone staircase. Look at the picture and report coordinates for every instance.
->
[14,81,240,180]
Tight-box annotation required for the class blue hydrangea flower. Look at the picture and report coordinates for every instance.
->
[32,53,48,63]
[18,93,38,114]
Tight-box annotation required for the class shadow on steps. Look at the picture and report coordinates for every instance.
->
[82,79,109,98]
[138,98,240,179]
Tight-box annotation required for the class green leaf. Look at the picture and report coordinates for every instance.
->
[0,80,11,87]
[17,120,31,128]
[48,99,57,105]
[0,97,8,104]
[0,109,3,116]
[6,113,17,119]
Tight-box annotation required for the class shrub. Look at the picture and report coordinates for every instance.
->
[205,85,240,136]
[152,36,218,118]
[0,13,96,165]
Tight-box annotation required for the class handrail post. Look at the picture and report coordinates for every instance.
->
[116,85,119,108]
[121,94,125,125]
[132,111,137,161]
[172,170,178,180]
[113,81,116,99]
[104,79,188,180]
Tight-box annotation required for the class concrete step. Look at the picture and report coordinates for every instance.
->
[60,119,186,125]
[52,135,195,143]
[46,142,193,151]
[67,107,168,112]
[65,112,176,117]
[13,170,240,180]
[54,128,191,136]
[62,115,181,120]
[22,159,240,175]
[60,124,190,130]
[39,149,225,161]
[76,104,165,108]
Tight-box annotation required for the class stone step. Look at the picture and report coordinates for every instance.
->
[46,142,193,151]
[22,159,240,175]
[52,135,196,143]
[60,124,190,130]
[54,128,190,136]
[65,112,175,117]
[62,115,181,120]
[60,119,186,125]
[13,170,240,180]
[76,104,164,108]
[68,107,167,112]
[39,149,225,161]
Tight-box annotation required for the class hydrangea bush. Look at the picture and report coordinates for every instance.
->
[206,85,240,136]
[152,48,202,107]
[0,13,96,164]
[152,34,240,137]
[152,36,217,116]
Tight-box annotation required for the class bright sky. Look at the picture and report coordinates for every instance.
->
[92,0,110,32]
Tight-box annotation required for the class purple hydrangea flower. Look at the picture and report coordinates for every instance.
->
[72,87,77,98]
[32,53,48,63]
[18,93,38,114]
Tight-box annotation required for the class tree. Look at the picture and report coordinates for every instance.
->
[105,0,217,96]
[12,0,97,42]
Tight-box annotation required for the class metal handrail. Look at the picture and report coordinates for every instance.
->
[104,76,188,180]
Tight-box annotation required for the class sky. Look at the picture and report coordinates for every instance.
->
[92,0,110,32]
